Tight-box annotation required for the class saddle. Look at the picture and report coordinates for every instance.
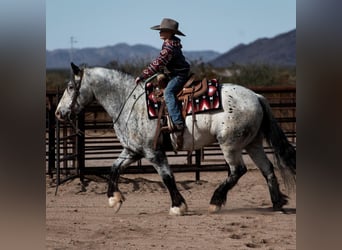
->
[154,73,208,131]
[145,73,221,151]
[149,74,207,150]
[177,75,208,118]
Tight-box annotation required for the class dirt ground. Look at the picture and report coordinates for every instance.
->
[46,157,296,250]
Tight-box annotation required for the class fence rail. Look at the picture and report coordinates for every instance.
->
[46,85,296,185]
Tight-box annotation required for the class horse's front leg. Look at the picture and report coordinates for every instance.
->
[107,148,142,213]
[149,150,187,216]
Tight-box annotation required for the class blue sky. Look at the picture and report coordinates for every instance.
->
[46,0,296,53]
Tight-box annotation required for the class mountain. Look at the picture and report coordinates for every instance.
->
[183,51,220,63]
[46,29,295,69]
[209,29,296,67]
[46,43,220,69]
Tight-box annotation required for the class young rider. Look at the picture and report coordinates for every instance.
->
[135,18,190,132]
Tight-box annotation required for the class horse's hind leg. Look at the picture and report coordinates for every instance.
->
[148,150,187,216]
[107,148,142,213]
[245,137,288,210]
[209,147,247,213]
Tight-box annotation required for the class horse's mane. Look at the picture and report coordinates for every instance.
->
[81,64,135,79]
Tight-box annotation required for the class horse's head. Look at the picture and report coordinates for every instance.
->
[55,63,93,121]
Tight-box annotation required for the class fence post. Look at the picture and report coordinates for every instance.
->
[76,110,85,183]
[55,114,61,194]
[47,96,56,178]
[195,149,201,182]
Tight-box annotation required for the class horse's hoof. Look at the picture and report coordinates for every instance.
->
[108,192,125,213]
[169,203,187,216]
[273,198,288,211]
[208,204,221,213]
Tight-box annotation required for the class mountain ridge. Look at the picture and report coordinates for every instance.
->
[209,29,296,67]
[46,29,295,69]
[46,43,220,69]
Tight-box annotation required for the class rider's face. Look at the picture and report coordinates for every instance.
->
[159,30,174,40]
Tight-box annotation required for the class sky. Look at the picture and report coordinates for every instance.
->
[46,0,296,53]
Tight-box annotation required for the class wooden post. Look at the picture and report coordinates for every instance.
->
[47,96,56,178]
[55,115,60,194]
[76,110,85,183]
[195,149,201,182]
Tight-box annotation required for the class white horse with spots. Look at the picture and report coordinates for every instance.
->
[55,63,296,215]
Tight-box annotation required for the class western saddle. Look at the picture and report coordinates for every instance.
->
[152,73,208,150]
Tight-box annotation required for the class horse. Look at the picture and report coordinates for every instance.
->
[55,63,296,216]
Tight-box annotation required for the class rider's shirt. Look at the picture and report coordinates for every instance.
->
[139,36,190,80]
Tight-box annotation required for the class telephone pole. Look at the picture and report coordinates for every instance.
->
[69,36,78,62]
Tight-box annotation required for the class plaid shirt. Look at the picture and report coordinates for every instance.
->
[140,36,190,80]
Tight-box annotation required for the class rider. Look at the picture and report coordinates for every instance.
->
[135,18,190,133]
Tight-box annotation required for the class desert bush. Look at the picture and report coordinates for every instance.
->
[46,69,70,90]
[222,64,296,86]
[46,62,295,91]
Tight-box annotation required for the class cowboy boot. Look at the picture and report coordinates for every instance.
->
[171,123,184,151]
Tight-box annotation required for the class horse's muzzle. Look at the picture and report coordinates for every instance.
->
[55,110,68,122]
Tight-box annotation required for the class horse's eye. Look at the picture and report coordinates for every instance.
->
[68,85,74,91]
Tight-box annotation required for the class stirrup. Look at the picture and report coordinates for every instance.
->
[173,123,184,132]
[166,115,174,132]
[171,130,184,151]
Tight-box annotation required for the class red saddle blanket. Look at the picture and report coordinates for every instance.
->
[145,79,222,119]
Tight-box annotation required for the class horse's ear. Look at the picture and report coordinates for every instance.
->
[71,62,81,76]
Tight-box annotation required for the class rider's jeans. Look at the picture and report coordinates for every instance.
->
[164,75,187,125]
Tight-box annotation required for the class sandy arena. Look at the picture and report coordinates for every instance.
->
[46,159,296,250]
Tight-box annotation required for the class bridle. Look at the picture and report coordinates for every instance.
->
[63,69,84,137]
[68,69,84,119]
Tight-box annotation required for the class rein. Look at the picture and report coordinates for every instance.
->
[67,71,158,135]
[112,84,139,125]
[112,73,158,125]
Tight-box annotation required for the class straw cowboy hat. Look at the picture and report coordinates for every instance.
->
[150,18,186,36]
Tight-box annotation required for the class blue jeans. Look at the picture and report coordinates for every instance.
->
[164,75,187,125]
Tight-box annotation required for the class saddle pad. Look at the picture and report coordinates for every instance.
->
[145,79,222,119]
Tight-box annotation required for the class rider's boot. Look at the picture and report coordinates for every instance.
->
[171,123,184,151]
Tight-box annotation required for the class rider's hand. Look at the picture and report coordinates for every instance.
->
[135,77,142,85]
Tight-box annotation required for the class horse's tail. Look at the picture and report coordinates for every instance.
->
[258,95,296,189]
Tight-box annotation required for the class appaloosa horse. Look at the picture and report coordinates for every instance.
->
[55,63,296,215]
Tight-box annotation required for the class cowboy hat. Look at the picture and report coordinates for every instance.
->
[150,18,186,36]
